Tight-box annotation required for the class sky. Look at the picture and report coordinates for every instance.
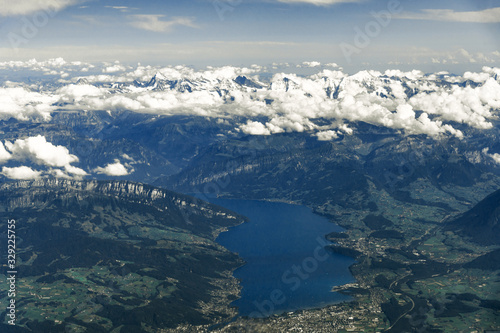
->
[0,0,499,72]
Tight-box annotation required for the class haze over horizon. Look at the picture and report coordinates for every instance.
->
[0,0,499,73]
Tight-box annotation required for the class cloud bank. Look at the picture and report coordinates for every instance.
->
[0,87,56,120]
[1,59,500,140]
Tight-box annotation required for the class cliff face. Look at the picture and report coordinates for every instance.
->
[0,179,244,239]
[2,178,194,206]
[0,179,245,331]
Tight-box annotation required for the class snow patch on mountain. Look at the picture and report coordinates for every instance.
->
[1,59,500,140]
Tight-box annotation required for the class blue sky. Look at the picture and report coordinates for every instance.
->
[0,0,499,72]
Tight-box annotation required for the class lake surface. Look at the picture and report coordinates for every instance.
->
[207,197,356,318]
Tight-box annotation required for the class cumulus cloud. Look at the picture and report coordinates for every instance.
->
[6,135,78,167]
[395,7,500,23]
[56,84,107,102]
[302,61,321,67]
[128,15,197,32]
[103,63,127,73]
[94,160,133,176]
[315,130,339,141]
[0,87,56,121]
[0,0,83,16]
[248,67,497,138]
[240,121,271,135]
[121,153,135,161]
[483,148,500,164]
[463,71,492,83]
[1,166,42,180]
[0,142,12,163]
[408,77,500,130]
[1,136,87,179]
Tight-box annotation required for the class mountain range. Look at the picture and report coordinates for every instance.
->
[0,62,499,331]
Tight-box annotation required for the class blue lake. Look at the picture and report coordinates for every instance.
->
[207,198,356,318]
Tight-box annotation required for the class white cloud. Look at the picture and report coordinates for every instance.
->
[483,148,500,164]
[395,7,500,23]
[94,160,133,176]
[463,71,491,83]
[103,64,127,73]
[2,62,500,141]
[315,130,339,141]
[49,66,500,138]
[0,58,96,80]
[56,84,107,102]
[48,168,73,179]
[6,135,78,167]
[491,154,500,164]
[302,61,321,67]
[0,87,56,121]
[483,66,500,77]
[325,63,339,68]
[64,164,88,176]
[408,77,500,131]
[240,121,271,135]
[1,166,42,180]
[0,0,83,16]
[0,142,12,163]
[121,153,135,161]
[128,15,197,32]
[1,136,88,178]
[277,0,364,5]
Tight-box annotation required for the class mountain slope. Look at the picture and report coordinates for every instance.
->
[0,179,246,332]
[445,188,500,245]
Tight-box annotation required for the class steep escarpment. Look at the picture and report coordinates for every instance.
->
[0,180,245,332]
